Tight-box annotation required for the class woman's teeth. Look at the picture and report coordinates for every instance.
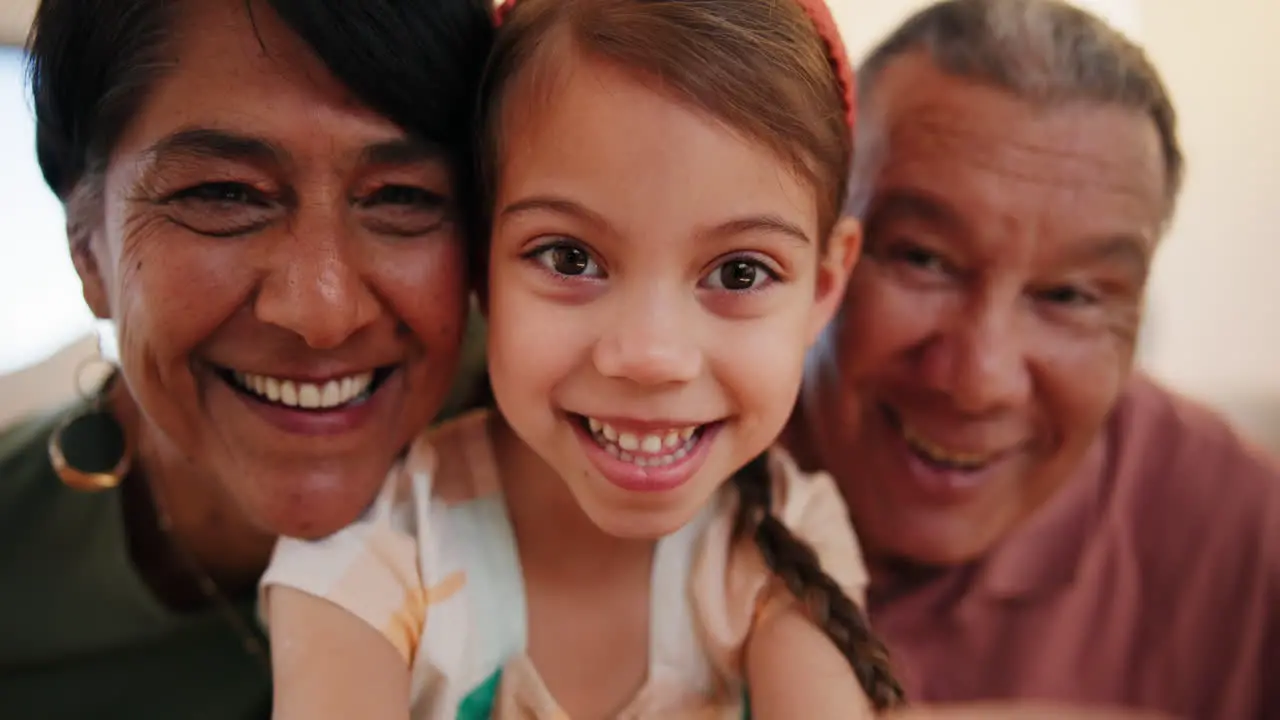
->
[232,371,374,410]
[585,417,700,468]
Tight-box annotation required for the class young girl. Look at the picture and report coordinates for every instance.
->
[264,0,903,717]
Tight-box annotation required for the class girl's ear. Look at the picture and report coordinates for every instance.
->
[807,216,861,345]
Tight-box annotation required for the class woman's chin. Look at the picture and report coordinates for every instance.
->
[230,465,388,540]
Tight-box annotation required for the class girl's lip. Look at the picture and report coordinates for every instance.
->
[573,419,722,494]
[572,414,717,433]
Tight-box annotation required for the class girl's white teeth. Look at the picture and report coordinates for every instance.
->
[233,372,375,409]
[585,417,702,467]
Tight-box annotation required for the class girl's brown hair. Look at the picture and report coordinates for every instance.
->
[478,0,904,710]
[481,0,851,240]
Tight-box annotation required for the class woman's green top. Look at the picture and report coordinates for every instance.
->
[0,312,489,720]
[0,401,271,720]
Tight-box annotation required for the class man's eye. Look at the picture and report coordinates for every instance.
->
[892,244,947,273]
[1036,285,1099,307]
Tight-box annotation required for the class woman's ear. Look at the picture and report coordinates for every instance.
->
[66,184,113,320]
[807,216,861,345]
[70,234,113,321]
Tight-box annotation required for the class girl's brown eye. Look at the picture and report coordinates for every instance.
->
[525,239,604,279]
[549,245,591,276]
[701,257,777,292]
[718,260,760,290]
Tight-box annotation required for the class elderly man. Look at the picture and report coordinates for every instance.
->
[788,1,1280,718]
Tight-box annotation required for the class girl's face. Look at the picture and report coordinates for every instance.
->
[487,51,858,539]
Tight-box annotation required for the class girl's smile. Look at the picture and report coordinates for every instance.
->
[485,48,856,540]
[570,413,725,492]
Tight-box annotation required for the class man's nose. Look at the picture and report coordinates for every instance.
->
[919,294,1032,415]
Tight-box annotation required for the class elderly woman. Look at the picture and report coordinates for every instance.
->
[0,0,491,716]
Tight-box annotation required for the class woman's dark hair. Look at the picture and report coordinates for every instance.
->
[478,0,905,709]
[26,0,494,229]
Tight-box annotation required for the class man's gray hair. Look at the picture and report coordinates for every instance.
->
[846,0,1184,222]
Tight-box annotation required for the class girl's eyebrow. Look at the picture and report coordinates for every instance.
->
[500,194,605,226]
[703,215,811,246]
[501,194,812,245]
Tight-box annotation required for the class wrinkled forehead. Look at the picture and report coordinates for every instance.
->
[866,55,1168,247]
[110,0,427,172]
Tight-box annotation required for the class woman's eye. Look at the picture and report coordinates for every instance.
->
[161,182,276,237]
[361,185,444,208]
[169,182,267,206]
[529,242,602,278]
[357,185,451,237]
[701,258,777,292]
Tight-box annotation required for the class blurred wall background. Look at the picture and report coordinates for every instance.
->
[1,0,1276,451]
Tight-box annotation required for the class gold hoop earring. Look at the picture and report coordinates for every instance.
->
[47,350,132,492]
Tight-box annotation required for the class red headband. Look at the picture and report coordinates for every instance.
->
[493,0,856,131]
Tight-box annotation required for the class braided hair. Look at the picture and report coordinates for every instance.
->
[480,0,907,707]
[732,452,905,710]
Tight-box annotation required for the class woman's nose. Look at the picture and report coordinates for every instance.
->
[253,219,381,349]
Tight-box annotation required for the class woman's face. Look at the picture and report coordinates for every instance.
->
[74,0,469,537]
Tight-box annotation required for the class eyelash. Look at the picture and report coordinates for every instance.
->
[522,239,604,281]
[883,240,951,276]
[160,181,276,238]
[883,239,1103,309]
[700,255,780,293]
[165,181,442,206]
[165,181,271,207]
[1034,285,1100,307]
[520,238,781,293]
[160,181,448,239]
[356,185,447,210]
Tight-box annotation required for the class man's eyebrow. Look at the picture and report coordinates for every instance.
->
[1062,235,1152,280]
[869,188,967,234]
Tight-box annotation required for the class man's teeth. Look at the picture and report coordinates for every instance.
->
[232,371,374,410]
[585,417,699,468]
[901,423,991,469]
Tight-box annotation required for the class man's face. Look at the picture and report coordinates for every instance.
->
[804,54,1169,565]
